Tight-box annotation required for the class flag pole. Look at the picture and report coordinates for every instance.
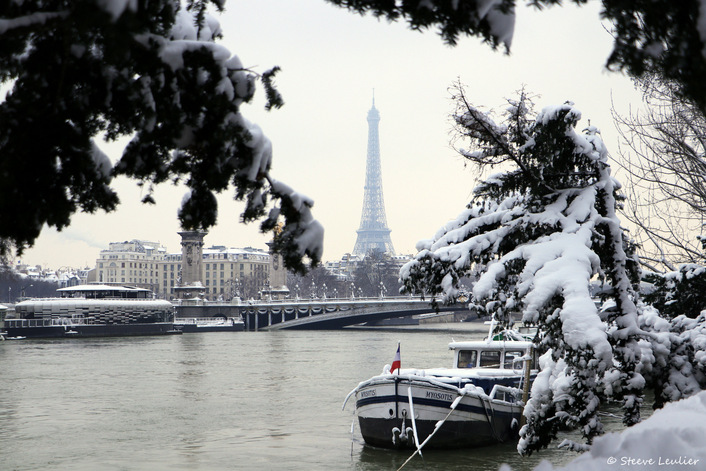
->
[391,341,401,375]
[398,341,401,372]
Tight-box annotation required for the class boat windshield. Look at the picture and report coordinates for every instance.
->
[458,350,477,368]
[457,347,536,369]
[479,350,501,368]
[504,350,525,369]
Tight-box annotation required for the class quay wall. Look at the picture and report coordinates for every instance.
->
[174,304,239,318]
[418,312,475,323]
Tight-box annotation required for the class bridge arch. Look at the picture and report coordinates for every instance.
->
[236,298,459,331]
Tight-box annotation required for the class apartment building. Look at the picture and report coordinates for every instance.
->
[156,246,270,301]
[95,238,272,301]
[95,240,166,292]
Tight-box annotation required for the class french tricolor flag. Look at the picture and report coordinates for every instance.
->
[391,343,401,374]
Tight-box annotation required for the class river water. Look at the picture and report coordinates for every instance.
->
[0,322,621,470]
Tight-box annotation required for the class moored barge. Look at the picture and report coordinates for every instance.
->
[345,337,537,449]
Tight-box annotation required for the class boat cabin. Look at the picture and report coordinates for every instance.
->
[449,340,537,370]
[57,284,154,299]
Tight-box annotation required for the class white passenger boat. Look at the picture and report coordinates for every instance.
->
[5,284,180,338]
[345,336,537,449]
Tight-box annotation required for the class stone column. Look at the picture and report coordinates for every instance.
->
[266,239,289,300]
[176,231,206,300]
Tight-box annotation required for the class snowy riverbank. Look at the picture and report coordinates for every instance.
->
[504,390,706,471]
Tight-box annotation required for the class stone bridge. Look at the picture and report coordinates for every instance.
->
[174,297,459,331]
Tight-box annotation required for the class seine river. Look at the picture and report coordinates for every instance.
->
[0,322,617,470]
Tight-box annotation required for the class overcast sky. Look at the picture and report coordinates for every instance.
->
[20,0,644,269]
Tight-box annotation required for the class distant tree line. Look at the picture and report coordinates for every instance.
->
[0,267,59,303]
[286,252,401,299]
[286,251,473,301]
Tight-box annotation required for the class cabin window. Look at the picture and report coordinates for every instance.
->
[504,351,525,369]
[479,350,501,368]
[458,350,477,368]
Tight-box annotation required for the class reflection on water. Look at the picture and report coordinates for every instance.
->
[0,322,636,470]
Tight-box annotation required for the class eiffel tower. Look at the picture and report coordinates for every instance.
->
[352,97,395,257]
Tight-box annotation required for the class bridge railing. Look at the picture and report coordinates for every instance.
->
[202,295,431,307]
[236,296,457,331]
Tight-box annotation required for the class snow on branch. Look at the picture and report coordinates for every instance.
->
[0,1,322,272]
[401,89,648,453]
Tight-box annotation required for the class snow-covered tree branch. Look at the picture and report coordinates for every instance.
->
[329,0,706,114]
[400,87,646,454]
[0,0,322,272]
[4,0,706,274]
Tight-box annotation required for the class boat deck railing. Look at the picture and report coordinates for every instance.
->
[489,384,523,402]
[20,296,163,302]
[7,318,109,328]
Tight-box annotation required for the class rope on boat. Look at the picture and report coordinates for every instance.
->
[480,396,503,443]
[350,417,356,458]
[341,386,358,411]
[396,393,464,471]
[406,384,422,456]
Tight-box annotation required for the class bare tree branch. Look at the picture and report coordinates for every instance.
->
[612,75,706,271]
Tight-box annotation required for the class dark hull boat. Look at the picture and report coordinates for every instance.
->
[4,319,180,338]
[345,338,537,450]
